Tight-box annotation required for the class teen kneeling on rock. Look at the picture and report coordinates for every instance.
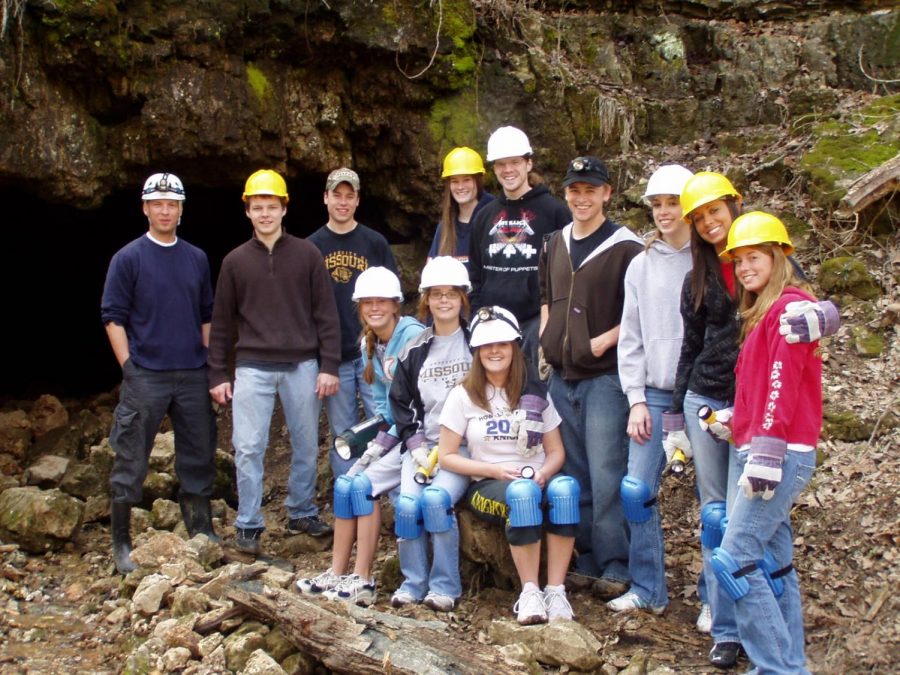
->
[438,305,579,625]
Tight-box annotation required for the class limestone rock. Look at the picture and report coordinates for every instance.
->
[0,487,84,552]
[130,531,190,569]
[818,257,881,300]
[131,508,153,534]
[201,644,228,672]
[280,652,316,675]
[223,630,267,673]
[30,395,69,438]
[0,474,19,493]
[497,643,544,674]
[260,565,295,589]
[144,471,177,502]
[158,647,193,673]
[24,455,70,487]
[168,589,210,621]
[83,495,110,523]
[151,498,182,530]
[263,627,296,663]
[159,621,202,657]
[89,441,116,487]
[488,618,604,671]
[132,573,174,615]
[241,649,287,675]
[198,632,223,657]
[185,534,225,568]
[149,432,176,472]
[851,325,884,357]
[0,410,33,459]
[59,462,103,500]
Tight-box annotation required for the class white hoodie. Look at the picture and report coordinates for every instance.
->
[617,236,693,407]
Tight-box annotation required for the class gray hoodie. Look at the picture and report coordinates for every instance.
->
[617,236,693,407]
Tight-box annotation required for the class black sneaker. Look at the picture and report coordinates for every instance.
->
[287,515,333,537]
[233,527,264,554]
[709,641,742,669]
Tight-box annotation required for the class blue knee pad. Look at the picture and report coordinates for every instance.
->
[620,476,655,524]
[421,486,453,533]
[349,473,375,517]
[711,547,754,601]
[333,475,354,520]
[547,475,580,525]
[394,494,423,539]
[700,501,727,549]
[758,550,791,598]
[505,478,542,527]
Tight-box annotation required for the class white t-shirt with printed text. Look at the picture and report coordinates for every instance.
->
[439,384,561,480]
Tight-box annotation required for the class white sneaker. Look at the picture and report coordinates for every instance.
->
[696,603,712,633]
[514,583,548,625]
[543,584,573,621]
[423,591,456,612]
[390,589,418,607]
[328,573,377,606]
[606,591,665,615]
[296,568,342,596]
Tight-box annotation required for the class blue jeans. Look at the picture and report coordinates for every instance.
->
[232,361,322,530]
[326,357,376,478]
[550,371,630,583]
[623,387,671,607]
[721,450,815,674]
[395,449,470,600]
[684,389,740,643]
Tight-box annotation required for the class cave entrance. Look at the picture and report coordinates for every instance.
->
[0,173,403,401]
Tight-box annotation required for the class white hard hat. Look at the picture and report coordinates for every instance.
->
[352,266,403,302]
[470,306,522,348]
[486,126,533,162]
[419,256,471,292]
[142,173,186,201]
[643,164,694,202]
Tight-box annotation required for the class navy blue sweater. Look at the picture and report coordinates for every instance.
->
[101,234,213,370]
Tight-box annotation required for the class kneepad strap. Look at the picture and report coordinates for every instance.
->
[711,547,755,601]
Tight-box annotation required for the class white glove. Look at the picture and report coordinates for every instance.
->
[411,446,432,470]
[662,429,693,464]
[698,406,734,443]
[347,440,388,477]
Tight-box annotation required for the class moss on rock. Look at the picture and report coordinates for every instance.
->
[851,326,884,358]
[818,256,881,300]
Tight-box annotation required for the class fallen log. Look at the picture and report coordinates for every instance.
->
[226,581,524,674]
[835,153,900,217]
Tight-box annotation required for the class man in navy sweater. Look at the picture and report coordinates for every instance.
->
[101,173,219,574]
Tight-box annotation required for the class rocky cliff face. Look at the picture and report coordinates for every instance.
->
[0,1,896,397]
[1,1,896,223]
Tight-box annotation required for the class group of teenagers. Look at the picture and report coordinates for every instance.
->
[102,124,838,675]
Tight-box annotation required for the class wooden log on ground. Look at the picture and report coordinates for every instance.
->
[226,581,524,674]
[835,153,900,217]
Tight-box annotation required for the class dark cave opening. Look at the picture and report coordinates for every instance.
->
[0,173,409,402]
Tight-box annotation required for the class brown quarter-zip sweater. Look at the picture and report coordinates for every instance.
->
[207,233,340,387]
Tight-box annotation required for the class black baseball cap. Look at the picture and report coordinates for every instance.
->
[562,156,610,187]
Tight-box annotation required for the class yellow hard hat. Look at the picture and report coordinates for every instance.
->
[721,211,794,259]
[441,147,486,178]
[242,169,289,202]
[680,171,741,220]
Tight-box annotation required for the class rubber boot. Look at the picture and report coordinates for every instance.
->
[179,493,221,543]
[111,502,137,574]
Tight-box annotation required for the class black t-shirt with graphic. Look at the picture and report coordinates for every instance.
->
[307,224,397,361]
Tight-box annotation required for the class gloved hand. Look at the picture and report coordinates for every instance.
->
[661,411,693,464]
[738,437,786,500]
[347,431,399,477]
[411,446,432,470]
[778,300,840,344]
[512,394,548,458]
[698,406,734,443]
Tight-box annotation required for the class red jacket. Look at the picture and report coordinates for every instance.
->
[732,288,822,448]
